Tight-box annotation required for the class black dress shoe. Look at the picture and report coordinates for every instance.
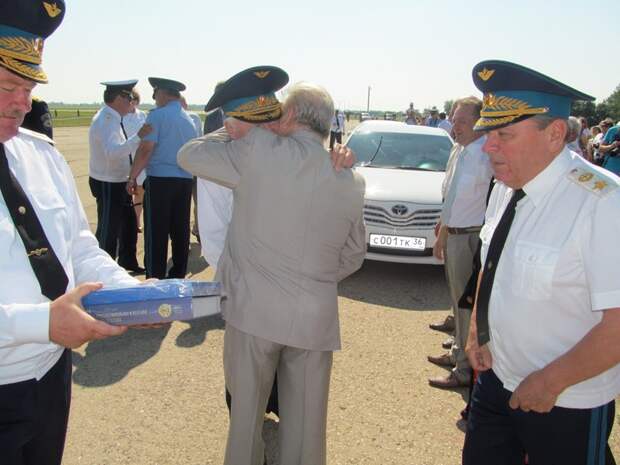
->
[429,315,455,333]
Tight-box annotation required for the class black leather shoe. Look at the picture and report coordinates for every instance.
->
[429,315,455,333]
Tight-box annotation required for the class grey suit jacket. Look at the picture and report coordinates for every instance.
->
[178,126,366,351]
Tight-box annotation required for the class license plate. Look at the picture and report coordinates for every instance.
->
[369,234,426,250]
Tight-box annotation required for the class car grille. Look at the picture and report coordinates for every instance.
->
[363,204,441,230]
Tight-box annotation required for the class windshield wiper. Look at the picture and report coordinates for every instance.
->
[358,136,383,167]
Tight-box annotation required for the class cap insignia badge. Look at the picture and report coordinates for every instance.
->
[483,93,497,107]
[478,68,495,81]
[43,2,63,18]
[254,71,270,79]
[578,173,594,183]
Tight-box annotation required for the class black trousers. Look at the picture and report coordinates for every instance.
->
[463,369,616,465]
[143,176,192,279]
[89,177,139,268]
[329,131,342,150]
[0,350,72,465]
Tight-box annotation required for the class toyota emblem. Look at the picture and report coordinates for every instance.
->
[391,204,408,216]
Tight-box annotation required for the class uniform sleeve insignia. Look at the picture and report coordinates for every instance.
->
[43,2,63,18]
[568,167,617,197]
[478,68,495,81]
[253,71,270,79]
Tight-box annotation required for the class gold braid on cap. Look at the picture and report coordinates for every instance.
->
[0,36,43,64]
[0,55,47,83]
[226,95,282,122]
[481,94,548,118]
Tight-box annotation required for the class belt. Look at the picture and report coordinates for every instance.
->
[446,226,482,235]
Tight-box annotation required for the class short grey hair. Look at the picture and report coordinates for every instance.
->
[283,82,334,139]
[566,116,581,143]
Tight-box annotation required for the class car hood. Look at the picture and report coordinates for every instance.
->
[354,166,444,204]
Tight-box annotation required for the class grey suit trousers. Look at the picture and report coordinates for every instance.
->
[223,324,333,465]
[445,231,478,382]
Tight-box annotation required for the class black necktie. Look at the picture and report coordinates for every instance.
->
[120,120,132,164]
[476,188,526,345]
[0,143,69,300]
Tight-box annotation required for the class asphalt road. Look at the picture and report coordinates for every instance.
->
[54,127,619,465]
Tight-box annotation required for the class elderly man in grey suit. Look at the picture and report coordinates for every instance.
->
[178,78,366,465]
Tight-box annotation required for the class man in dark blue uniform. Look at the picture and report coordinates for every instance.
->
[127,77,197,279]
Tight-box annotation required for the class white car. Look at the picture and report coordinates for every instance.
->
[347,121,453,264]
[360,112,371,122]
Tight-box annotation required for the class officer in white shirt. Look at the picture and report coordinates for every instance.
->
[428,97,493,390]
[329,109,345,149]
[0,2,138,464]
[88,80,151,272]
[463,60,620,465]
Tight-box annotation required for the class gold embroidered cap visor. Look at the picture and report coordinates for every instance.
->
[471,60,594,131]
[205,65,289,114]
[0,1,66,84]
[222,94,282,123]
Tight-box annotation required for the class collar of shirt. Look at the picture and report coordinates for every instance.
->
[523,146,572,208]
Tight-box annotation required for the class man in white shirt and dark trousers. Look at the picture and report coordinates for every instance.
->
[0,2,138,464]
[89,80,150,272]
[427,97,493,389]
[464,60,619,465]
[329,108,345,149]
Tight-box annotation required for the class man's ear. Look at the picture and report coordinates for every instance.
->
[546,119,568,152]
[280,106,295,130]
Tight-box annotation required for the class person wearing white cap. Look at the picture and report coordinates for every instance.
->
[88,80,151,272]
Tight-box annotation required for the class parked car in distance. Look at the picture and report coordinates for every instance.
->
[360,112,371,121]
[384,112,395,120]
[346,121,453,264]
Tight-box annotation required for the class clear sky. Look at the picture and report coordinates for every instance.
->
[35,0,620,111]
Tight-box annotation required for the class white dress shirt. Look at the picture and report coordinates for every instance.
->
[122,108,147,184]
[481,148,620,408]
[186,111,203,137]
[1,129,139,385]
[437,119,453,134]
[440,136,492,227]
[89,105,141,182]
[122,108,147,139]
[330,113,345,133]
[196,178,232,269]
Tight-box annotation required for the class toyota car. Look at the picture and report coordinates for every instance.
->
[347,121,453,264]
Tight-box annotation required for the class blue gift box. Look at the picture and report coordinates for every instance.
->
[81,279,222,325]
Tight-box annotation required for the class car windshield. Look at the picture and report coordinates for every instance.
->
[348,131,452,171]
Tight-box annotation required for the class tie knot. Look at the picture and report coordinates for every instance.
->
[513,188,526,202]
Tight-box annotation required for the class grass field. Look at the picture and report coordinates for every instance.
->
[50,108,98,127]
[49,108,209,128]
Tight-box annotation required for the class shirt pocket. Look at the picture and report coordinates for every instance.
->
[511,241,559,301]
[28,189,70,245]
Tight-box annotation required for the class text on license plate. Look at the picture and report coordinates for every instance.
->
[369,234,426,250]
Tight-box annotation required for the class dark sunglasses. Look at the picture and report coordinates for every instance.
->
[119,92,135,102]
